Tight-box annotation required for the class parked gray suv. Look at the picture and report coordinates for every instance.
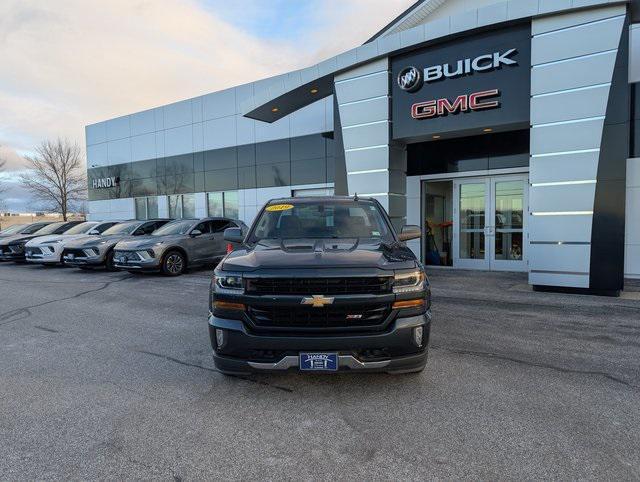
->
[62,219,171,271]
[113,217,247,276]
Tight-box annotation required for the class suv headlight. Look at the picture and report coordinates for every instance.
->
[214,275,244,292]
[393,270,425,294]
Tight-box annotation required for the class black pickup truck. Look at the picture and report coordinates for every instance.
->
[208,196,431,375]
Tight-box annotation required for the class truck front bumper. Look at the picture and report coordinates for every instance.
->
[209,312,431,375]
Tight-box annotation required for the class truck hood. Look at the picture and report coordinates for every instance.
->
[116,235,184,250]
[221,239,417,272]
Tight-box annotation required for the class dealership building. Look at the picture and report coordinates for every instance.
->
[86,0,640,295]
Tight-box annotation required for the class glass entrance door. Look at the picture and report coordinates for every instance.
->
[453,175,528,271]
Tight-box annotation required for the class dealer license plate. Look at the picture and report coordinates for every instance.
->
[299,353,338,371]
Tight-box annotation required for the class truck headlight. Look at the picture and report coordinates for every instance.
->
[214,275,244,292]
[393,271,425,293]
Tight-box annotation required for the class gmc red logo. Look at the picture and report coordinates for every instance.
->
[411,89,501,119]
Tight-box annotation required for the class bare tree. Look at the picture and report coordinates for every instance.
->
[20,138,87,221]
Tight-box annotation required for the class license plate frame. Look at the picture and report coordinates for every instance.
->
[299,352,338,372]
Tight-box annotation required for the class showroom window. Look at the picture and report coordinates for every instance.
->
[207,191,239,219]
[135,196,158,220]
[168,194,196,219]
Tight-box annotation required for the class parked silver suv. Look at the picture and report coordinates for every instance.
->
[62,219,171,271]
[113,217,247,276]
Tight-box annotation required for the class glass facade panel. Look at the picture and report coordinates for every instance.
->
[207,192,224,217]
[291,135,325,161]
[88,133,334,201]
[238,166,257,189]
[135,198,147,220]
[291,158,327,185]
[165,154,194,175]
[204,168,238,192]
[168,195,181,219]
[165,173,195,194]
[256,162,291,188]
[147,197,158,219]
[204,147,237,171]
[237,144,256,167]
[131,178,157,197]
[182,194,195,218]
[130,159,156,179]
[135,196,159,220]
[407,130,530,176]
[224,191,239,219]
[459,183,486,260]
[494,181,524,261]
[256,139,289,165]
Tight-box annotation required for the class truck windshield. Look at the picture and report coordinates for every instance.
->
[247,200,395,243]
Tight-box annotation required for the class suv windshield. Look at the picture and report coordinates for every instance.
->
[33,222,67,235]
[248,200,394,243]
[0,224,26,235]
[64,222,97,235]
[152,220,195,236]
[22,223,51,234]
[102,222,140,236]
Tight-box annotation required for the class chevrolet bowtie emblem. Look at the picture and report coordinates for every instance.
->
[301,295,335,308]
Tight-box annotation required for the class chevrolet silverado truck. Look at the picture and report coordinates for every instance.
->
[208,196,431,375]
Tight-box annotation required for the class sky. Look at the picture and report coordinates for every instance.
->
[0,0,415,212]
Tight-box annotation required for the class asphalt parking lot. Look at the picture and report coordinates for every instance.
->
[1,263,639,480]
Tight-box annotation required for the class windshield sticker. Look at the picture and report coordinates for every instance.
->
[372,231,380,236]
[266,204,294,212]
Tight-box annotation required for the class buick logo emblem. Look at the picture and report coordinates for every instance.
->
[398,66,422,92]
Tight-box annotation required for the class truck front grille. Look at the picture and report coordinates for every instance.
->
[247,303,390,331]
[245,277,392,295]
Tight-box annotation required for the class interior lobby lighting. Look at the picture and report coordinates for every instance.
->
[483,128,493,132]
[310,88,319,94]
[432,135,441,139]
[271,107,279,113]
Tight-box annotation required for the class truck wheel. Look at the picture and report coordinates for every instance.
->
[105,250,117,272]
[162,250,185,276]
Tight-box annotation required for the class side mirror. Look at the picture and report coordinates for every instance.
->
[190,229,203,237]
[224,227,244,244]
[398,225,421,242]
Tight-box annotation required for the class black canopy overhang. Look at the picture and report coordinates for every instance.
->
[243,74,334,123]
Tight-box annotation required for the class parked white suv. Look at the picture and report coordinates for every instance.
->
[25,221,119,265]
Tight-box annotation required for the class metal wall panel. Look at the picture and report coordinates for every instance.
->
[530,183,596,212]
[531,85,610,124]
[529,5,626,290]
[529,243,592,272]
[532,15,626,64]
[531,118,604,154]
[529,150,600,184]
[529,214,593,242]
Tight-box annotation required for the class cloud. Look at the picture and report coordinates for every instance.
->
[0,0,414,209]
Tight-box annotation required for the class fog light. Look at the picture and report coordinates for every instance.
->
[215,329,226,349]
[413,326,424,347]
